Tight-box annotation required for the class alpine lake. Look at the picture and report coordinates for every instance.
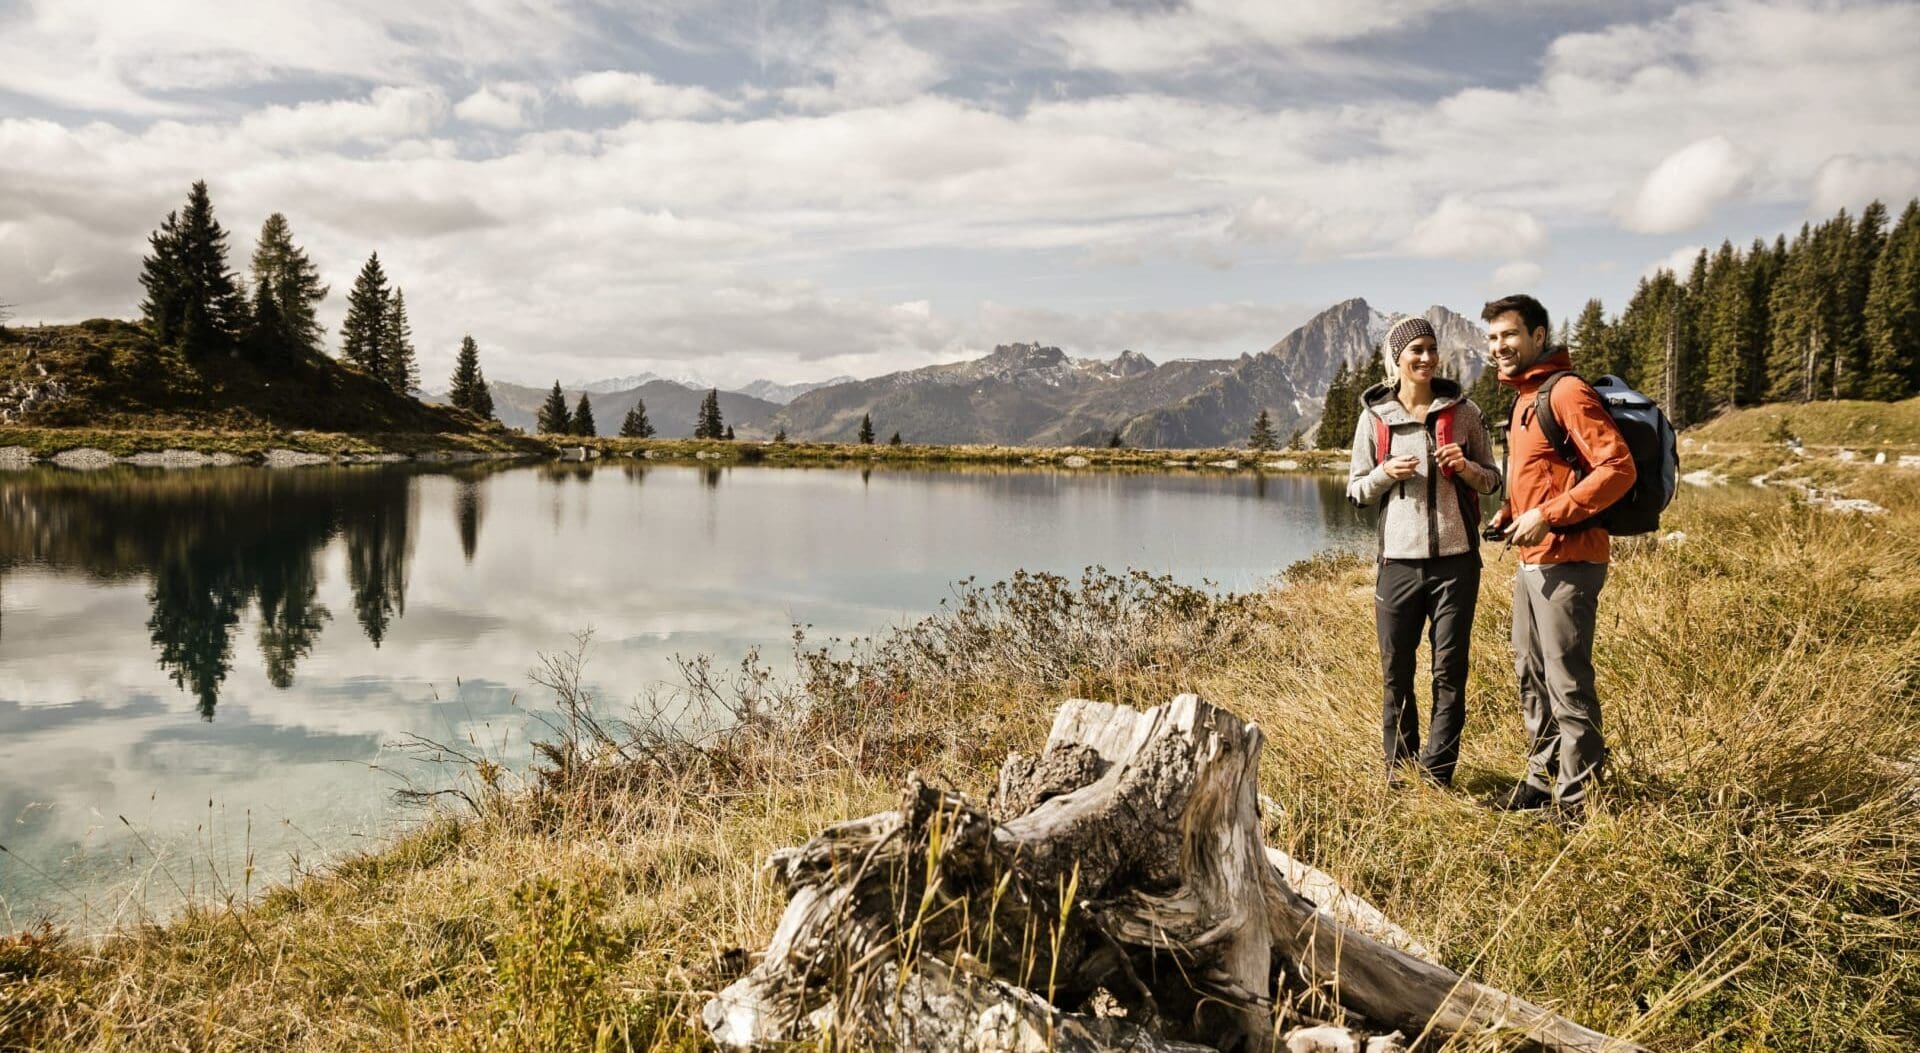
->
[0,459,1372,927]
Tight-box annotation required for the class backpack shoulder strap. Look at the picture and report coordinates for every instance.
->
[1433,403,1458,477]
[1533,371,1583,468]
[1373,414,1390,466]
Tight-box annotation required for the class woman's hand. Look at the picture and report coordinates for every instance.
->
[1382,454,1420,481]
[1435,442,1468,474]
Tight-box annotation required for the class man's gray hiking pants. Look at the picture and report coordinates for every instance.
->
[1374,552,1480,784]
[1513,561,1608,804]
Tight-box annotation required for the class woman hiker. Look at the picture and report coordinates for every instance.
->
[1346,315,1502,787]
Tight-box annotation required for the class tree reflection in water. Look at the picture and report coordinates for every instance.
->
[0,465,443,719]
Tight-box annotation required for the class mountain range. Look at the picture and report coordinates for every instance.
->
[430,298,1485,445]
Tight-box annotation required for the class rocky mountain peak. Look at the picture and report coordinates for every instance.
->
[1111,349,1156,376]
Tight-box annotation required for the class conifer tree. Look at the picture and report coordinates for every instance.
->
[695,389,724,438]
[1286,428,1305,451]
[1465,362,1514,428]
[1838,201,1888,397]
[858,413,875,444]
[1318,358,1361,450]
[571,393,597,436]
[1864,198,1920,400]
[1568,299,1616,377]
[448,335,487,412]
[537,381,571,434]
[724,424,735,441]
[340,253,390,378]
[472,367,494,420]
[139,181,249,358]
[1702,241,1751,412]
[1107,431,1123,448]
[620,400,656,438]
[773,424,788,443]
[247,212,327,359]
[1741,237,1783,401]
[888,430,901,445]
[1767,222,1832,402]
[379,288,418,394]
[1248,408,1277,452]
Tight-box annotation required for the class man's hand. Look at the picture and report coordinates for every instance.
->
[1381,454,1419,481]
[1435,442,1468,475]
[1505,507,1550,546]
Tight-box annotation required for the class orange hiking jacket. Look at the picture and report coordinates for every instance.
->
[1498,352,1638,564]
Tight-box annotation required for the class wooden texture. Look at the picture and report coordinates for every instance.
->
[704,696,1645,1052]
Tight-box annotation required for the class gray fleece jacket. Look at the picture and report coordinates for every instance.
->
[1346,378,1501,561]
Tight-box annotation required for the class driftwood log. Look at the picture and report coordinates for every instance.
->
[703,695,1644,1052]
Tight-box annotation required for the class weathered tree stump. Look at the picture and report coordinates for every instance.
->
[703,695,1644,1052]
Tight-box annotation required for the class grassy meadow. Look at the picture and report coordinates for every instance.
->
[2,412,1918,1050]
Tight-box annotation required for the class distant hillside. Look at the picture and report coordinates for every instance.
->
[463,379,781,437]
[0,319,498,435]
[1687,396,1920,449]
[768,299,1486,448]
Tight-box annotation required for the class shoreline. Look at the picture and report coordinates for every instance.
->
[0,425,1353,474]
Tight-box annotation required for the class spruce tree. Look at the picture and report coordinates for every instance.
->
[139,181,248,358]
[1839,201,1888,398]
[1766,222,1833,402]
[888,430,901,445]
[340,253,390,378]
[773,424,788,443]
[620,400,656,438]
[1318,358,1361,450]
[537,381,571,434]
[1107,431,1123,448]
[380,288,418,394]
[248,212,327,360]
[1740,237,1782,403]
[858,413,875,444]
[1570,299,1609,370]
[695,389,724,439]
[1465,362,1514,428]
[1864,198,1920,400]
[448,335,486,412]
[472,367,494,420]
[571,393,597,436]
[1248,408,1277,452]
[1286,428,1306,451]
[1702,241,1750,412]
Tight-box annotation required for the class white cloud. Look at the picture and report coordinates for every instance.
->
[238,87,447,149]
[454,83,541,129]
[1811,155,1920,212]
[1644,244,1707,280]
[1490,261,1544,290]
[569,71,736,119]
[1623,136,1754,234]
[1401,198,1546,261]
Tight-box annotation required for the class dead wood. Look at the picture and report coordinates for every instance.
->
[703,695,1645,1052]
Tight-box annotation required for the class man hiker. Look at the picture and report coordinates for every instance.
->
[1482,294,1636,823]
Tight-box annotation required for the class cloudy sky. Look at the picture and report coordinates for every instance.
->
[2,0,1916,388]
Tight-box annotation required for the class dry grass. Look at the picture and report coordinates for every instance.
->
[3,458,1917,1051]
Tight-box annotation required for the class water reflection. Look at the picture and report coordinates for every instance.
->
[0,460,1373,925]
[0,466,448,717]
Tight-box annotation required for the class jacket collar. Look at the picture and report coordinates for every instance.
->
[1362,376,1463,425]
[1497,349,1574,392]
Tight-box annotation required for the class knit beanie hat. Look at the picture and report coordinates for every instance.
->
[1381,315,1437,383]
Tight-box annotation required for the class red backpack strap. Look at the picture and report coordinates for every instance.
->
[1434,404,1458,477]
[1373,415,1390,466]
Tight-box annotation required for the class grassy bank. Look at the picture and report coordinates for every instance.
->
[3,456,1918,1049]
[576,435,1349,472]
[0,424,547,461]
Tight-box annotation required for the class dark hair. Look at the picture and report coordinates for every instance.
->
[1481,294,1550,340]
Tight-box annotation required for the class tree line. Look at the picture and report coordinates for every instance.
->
[135,181,502,423]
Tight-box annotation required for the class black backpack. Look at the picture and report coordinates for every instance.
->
[1530,373,1678,537]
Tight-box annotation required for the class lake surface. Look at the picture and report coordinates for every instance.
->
[0,461,1370,928]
